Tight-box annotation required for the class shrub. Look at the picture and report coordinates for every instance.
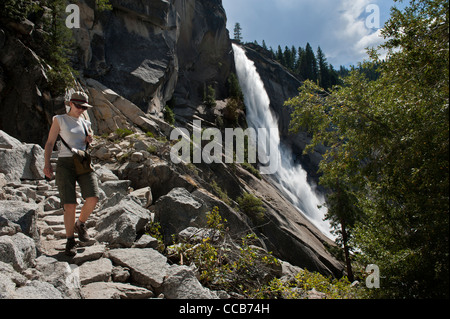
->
[173,207,280,297]
[203,85,216,108]
[254,269,359,299]
[237,192,265,225]
[164,105,175,125]
[115,128,133,139]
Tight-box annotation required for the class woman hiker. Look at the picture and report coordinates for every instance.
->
[43,91,99,256]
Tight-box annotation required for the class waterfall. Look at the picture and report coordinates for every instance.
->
[232,44,333,238]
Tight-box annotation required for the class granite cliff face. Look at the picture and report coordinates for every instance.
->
[75,0,233,114]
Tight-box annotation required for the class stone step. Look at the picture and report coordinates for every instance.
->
[39,208,64,218]
[42,215,64,226]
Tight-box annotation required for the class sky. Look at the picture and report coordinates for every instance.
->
[222,0,406,67]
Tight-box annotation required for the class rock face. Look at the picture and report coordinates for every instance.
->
[75,0,232,114]
[0,25,61,146]
[173,0,234,106]
[74,0,179,114]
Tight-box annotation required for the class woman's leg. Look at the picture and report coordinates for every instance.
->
[77,171,100,224]
[63,203,77,238]
[79,196,98,223]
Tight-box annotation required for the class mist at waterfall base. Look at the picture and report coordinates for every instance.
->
[232,44,333,239]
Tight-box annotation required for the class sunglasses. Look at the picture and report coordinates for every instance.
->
[73,103,88,111]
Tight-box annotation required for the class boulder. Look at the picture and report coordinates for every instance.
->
[0,233,36,271]
[81,282,154,299]
[161,265,218,299]
[106,248,169,290]
[95,197,150,247]
[0,261,28,298]
[72,244,108,265]
[132,234,159,249]
[11,280,63,299]
[0,131,45,183]
[129,186,153,208]
[178,227,221,244]
[79,258,113,285]
[34,255,82,299]
[95,166,120,183]
[98,180,131,198]
[154,187,207,244]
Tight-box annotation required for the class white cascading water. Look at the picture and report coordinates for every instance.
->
[232,44,332,238]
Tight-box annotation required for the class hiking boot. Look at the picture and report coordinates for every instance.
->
[65,237,77,256]
[74,220,90,242]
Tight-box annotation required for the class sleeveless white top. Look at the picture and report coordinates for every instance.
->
[54,114,92,158]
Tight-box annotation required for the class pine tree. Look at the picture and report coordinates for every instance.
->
[316,46,330,89]
[304,43,318,82]
[283,46,294,71]
[262,40,268,51]
[276,45,284,65]
[234,23,243,43]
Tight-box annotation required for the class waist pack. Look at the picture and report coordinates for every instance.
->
[59,120,94,176]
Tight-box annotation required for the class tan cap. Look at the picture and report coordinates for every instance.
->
[66,91,92,108]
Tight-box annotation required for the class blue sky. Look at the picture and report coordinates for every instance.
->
[222,0,406,67]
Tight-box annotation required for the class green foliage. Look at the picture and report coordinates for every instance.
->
[39,0,78,95]
[206,206,227,231]
[237,192,265,225]
[164,105,175,125]
[227,73,244,101]
[144,221,164,252]
[241,162,261,179]
[175,207,280,297]
[96,0,112,11]
[115,128,133,139]
[0,0,34,21]
[146,145,157,155]
[286,0,449,298]
[203,85,217,108]
[224,98,244,125]
[224,73,245,125]
[210,181,231,206]
[267,42,340,89]
[234,22,242,43]
[255,269,358,299]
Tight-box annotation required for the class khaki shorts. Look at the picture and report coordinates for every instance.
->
[55,157,99,206]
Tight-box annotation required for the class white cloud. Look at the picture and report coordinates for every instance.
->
[223,0,391,66]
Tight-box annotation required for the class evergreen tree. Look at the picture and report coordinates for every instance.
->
[295,46,305,76]
[283,46,294,71]
[262,40,268,51]
[316,46,330,89]
[287,0,449,298]
[304,43,318,82]
[234,22,243,43]
[276,45,284,65]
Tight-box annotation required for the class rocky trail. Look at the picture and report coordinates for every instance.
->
[1,162,218,299]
